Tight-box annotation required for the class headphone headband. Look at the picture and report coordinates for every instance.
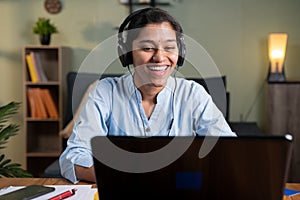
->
[118,8,185,67]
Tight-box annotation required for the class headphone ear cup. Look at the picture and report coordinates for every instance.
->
[118,42,133,68]
[118,43,129,68]
[118,45,126,67]
[126,52,133,66]
[177,37,186,67]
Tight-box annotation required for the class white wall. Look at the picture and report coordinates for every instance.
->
[1,0,300,168]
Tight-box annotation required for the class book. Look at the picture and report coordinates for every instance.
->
[32,88,48,118]
[284,189,300,200]
[30,51,48,82]
[25,54,38,83]
[40,88,59,118]
[26,88,58,119]
[29,52,41,82]
[27,88,37,118]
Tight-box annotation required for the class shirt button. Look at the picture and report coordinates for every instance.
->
[145,128,150,132]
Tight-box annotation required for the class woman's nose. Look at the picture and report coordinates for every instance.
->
[152,49,166,62]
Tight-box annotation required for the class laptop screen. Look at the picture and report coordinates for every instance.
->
[91,135,292,200]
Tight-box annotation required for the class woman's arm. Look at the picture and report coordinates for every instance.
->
[74,164,96,183]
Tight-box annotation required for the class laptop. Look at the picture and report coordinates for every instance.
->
[91,135,293,200]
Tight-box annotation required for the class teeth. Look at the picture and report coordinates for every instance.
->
[147,65,168,71]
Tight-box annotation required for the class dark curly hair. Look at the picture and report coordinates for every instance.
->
[119,7,183,47]
[118,7,185,67]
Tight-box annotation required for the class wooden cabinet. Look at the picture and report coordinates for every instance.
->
[266,82,300,182]
[22,46,70,177]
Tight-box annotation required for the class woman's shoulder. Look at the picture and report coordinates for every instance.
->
[97,74,128,85]
[94,74,132,93]
[174,77,207,92]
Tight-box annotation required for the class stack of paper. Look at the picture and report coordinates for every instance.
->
[0,185,97,200]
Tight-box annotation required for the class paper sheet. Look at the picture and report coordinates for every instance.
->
[0,185,98,200]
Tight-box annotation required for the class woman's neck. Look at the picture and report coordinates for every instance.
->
[137,84,163,119]
[138,84,160,103]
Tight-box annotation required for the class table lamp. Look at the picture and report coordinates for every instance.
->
[268,33,288,82]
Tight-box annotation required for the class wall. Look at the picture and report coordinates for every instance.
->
[0,0,300,168]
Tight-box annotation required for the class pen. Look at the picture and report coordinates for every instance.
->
[48,188,77,200]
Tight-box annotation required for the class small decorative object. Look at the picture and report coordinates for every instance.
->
[267,33,288,82]
[44,0,62,14]
[33,17,58,45]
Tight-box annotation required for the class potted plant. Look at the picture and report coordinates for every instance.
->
[0,102,33,177]
[33,17,58,45]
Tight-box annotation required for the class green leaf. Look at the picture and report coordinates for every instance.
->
[6,163,22,168]
[0,158,11,167]
[0,155,33,178]
[32,17,58,35]
[0,124,19,149]
[0,154,4,162]
[0,102,20,149]
[0,102,33,178]
[0,102,20,124]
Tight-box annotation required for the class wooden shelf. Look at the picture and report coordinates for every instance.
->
[26,118,60,122]
[26,152,61,157]
[23,46,70,177]
[122,0,171,14]
[122,2,170,6]
[25,81,60,86]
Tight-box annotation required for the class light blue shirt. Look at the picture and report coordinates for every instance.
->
[59,73,235,183]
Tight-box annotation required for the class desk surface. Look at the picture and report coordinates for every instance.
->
[0,178,299,195]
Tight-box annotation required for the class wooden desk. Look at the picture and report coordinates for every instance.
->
[0,178,299,198]
[286,183,300,191]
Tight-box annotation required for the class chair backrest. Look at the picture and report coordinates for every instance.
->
[64,72,123,127]
[188,76,229,121]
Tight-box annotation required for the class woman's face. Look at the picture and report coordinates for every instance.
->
[132,22,179,89]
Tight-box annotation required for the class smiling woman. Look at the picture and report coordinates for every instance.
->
[59,7,235,184]
[132,22,179,90]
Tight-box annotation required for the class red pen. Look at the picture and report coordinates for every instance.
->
[48,188,77,200]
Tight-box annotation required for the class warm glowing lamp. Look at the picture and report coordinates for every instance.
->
[268,33,288,82]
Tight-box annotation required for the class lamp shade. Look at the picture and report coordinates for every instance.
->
[268,33,288,73]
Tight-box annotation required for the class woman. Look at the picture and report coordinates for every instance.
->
[59,7,235,183]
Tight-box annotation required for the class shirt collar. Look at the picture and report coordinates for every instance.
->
[123,72,176,103]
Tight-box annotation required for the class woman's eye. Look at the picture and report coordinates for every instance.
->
[165,46,176,52]
[142,47,155,51]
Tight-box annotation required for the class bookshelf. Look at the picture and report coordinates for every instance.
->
[121,0,171,14]
[22,46,70,177]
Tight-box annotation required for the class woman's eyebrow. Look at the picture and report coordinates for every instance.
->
[166,39,177,43]
[138,39,177,44]
[139,40,155,44]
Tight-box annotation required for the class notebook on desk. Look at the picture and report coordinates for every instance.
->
[91,135,293,200]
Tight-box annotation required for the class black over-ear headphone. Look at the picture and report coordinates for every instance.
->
[118,8,186,68]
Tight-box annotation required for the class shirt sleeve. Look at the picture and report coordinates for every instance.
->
[59,81,110,183]
[192,83,236,137]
